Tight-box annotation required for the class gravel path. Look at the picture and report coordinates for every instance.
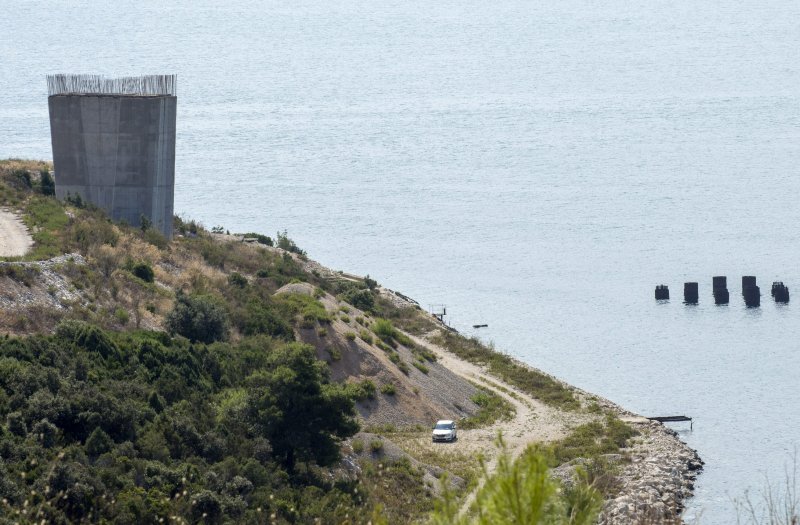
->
[0,209,33,257]
[407,333,593,516]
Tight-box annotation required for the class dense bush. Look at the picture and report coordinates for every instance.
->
[0,325,367,523]
[131,261,155,283]
[340,286,375,313]
[165,293,229,343]
[40,169,55,195]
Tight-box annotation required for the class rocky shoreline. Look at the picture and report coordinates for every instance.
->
[599,419,703,524]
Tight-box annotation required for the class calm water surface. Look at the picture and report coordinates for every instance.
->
[4,1,800,521]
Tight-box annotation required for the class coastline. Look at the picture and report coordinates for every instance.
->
[306,251,704,523]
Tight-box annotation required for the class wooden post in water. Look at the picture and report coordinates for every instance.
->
[655,285,669,300]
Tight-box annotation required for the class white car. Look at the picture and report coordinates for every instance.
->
[432,420,457,442]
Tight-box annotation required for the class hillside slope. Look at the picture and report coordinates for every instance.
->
[0,159,702,524]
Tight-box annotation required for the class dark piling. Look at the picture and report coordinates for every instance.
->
[743,285,761,307]
[684,282,699,304]
[655,285,670,300]
[772,282,790,303]
[713,275,729,305]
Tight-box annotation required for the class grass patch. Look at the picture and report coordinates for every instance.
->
[460,388,516,429]
[359,328,374,344]
[546,416,638,466]
[412,361,429,374]
[392,435,482,488]
[0,264,40,286]
[431,331,580,410]
[380,383,396,395]
[358,457,435,523]
[275,292,331,326]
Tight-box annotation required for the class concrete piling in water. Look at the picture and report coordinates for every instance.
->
[684,282,699,304]
[655,285,670,300]
[713,276,729,305]
[741,276,759,307]
[772,282,790,303]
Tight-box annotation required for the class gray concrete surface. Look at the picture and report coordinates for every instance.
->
[48,94,176,238]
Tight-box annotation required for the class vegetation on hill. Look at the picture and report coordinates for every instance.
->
[0,160,617,524]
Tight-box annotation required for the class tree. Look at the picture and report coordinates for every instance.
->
[245,343,358,470]
[165,293,228,343]
[40,169,55,195]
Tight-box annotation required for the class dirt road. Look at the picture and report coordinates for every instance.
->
[407,334,594,515]
[0,209,33,257]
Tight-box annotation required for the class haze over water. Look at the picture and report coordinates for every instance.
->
[4,1,800,521]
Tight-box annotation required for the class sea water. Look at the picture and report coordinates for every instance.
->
[3,1,800,521]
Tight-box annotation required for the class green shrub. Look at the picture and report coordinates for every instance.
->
[131,262,154,283]
[242,232,273,246]
[380,383,396,396]
[461,389,516,429]
[359,329,374,344]
[412,361,429,374]
[317,327,328,337]
[340,287,375,312]
[165,293,228,343]
[328,347,342,361]
[346,379,377,401]
[114,307,130,326]
[388,352,400,364]
[277,293,331,325]
[228,272,248,288]
[143,228,168,249]
[40,169,55,196]
[340,315,351,323]
[242,299,294,340]
[276,230,306,256]
[0,264,40,287]
[344,331,356,341]
[370,439,384,452]
[352,439,365,454]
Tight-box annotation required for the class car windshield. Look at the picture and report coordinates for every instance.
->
[434,423,453,430]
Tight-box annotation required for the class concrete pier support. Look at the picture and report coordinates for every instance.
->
[713,276,729,305]
[655,285,669,300]
[48,92,176,239]
[772,282,790,303]
[684,282,699,304]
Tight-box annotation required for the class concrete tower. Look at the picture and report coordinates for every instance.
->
[47,74,177,239]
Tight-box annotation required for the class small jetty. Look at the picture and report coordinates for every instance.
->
[648,415,693,430]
